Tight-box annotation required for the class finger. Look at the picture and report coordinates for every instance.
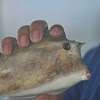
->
[17,25,30,48]
[1,37,16,56]
[50,25,65,37]
[30,20,48,43]
[36,93,64,100]
[35,94,49,100]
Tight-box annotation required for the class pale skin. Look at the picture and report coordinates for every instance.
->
[1,20,65,100]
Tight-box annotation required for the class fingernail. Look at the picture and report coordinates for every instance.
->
[32,30,40,42]
[4,45,11,55]
[20,35,27,46]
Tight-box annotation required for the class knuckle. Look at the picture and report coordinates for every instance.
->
[30,20,48,30]
[18,25,30,36]
[1,37,16,46]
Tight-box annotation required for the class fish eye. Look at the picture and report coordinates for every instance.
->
[63,43,71,50]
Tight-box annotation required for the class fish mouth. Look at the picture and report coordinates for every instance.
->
[81,70,91,80]
[86,71,91,80]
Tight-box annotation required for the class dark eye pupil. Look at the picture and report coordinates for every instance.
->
[63,43,71,50]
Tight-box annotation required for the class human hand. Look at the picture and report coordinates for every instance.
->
[8,93,64,100]
[1,20,65,100]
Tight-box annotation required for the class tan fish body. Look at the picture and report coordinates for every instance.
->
[0,31,91,98]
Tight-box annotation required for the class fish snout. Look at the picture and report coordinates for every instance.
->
[81,70,91,80]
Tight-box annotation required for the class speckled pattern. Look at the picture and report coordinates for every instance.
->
[0,31,90,96]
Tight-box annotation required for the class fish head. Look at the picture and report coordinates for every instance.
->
[52,40,91,81]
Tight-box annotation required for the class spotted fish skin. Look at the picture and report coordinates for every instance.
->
[0,31,91,97]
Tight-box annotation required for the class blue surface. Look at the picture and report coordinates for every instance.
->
[64,44,100,100]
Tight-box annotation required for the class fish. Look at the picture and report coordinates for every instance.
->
[0,31,91,99]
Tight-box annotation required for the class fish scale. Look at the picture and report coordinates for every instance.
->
[0,31,91,99]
